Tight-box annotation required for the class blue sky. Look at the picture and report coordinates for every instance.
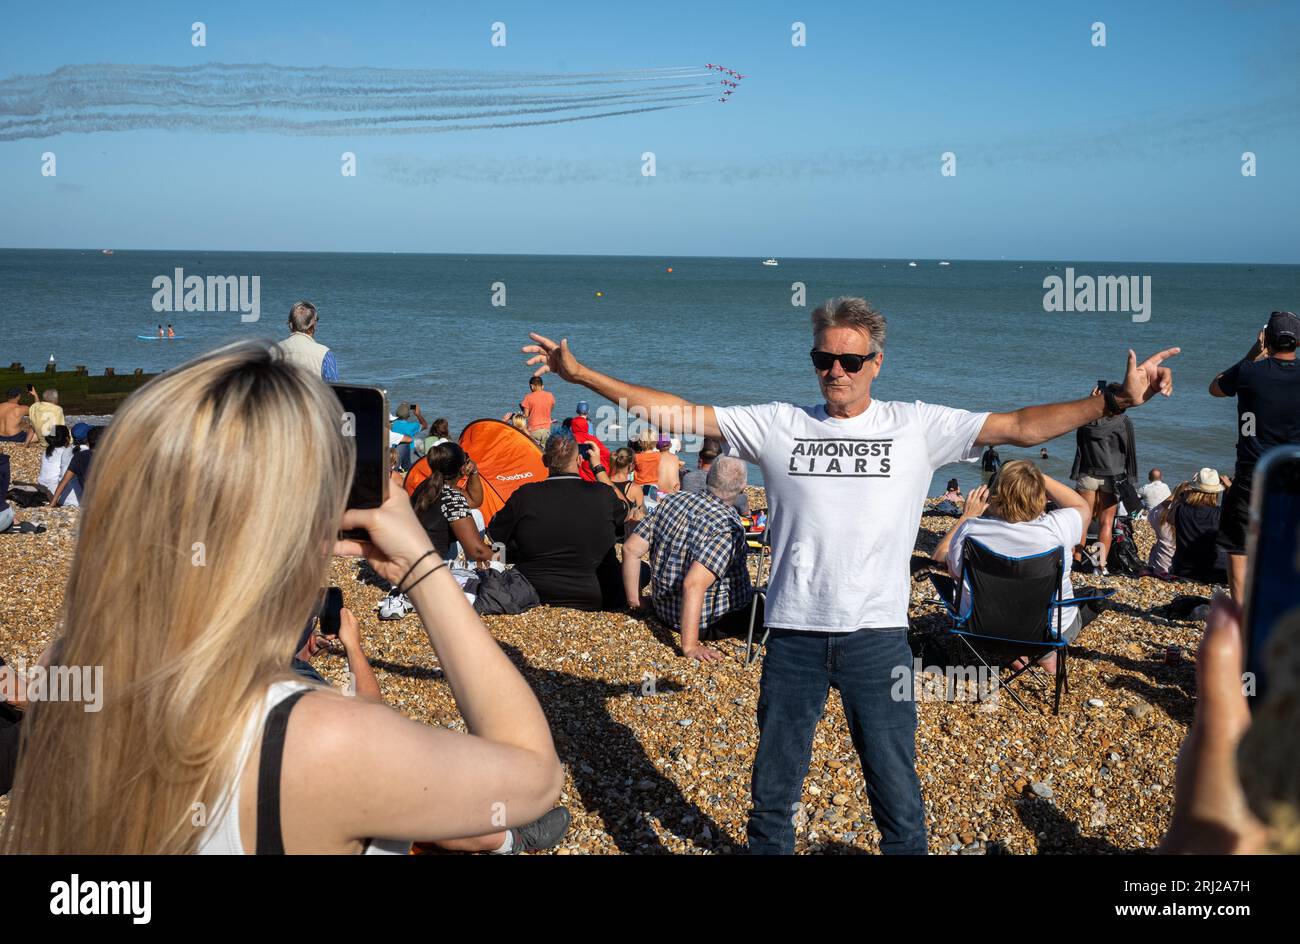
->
[1,0,1297,262]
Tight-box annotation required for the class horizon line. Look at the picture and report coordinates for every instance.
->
[1,246,1296,267]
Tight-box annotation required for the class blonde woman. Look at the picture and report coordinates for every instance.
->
[933,460,1094,671]
[0,341,564,854]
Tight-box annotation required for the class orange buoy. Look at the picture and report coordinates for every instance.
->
[666,267,673,273]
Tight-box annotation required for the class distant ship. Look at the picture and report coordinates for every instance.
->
[908,261,918,267]
[762,258,779,266]
[101,249,114,255]
[939,261,950,266]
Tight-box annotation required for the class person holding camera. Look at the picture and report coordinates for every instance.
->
[0,341,565,854]
[1210,311,1300,601]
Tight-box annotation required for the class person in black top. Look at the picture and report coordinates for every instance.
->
[488,431,634,610]
[1211,311,1300,601]
[50,424,103,507]
[1170,469,1230,584]
[409,443,494,564]
[1070,388,1138,574]
[980,445,1001,483]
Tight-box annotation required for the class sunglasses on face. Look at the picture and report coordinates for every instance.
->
[810,349,878,373]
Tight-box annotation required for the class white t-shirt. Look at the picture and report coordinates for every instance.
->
[945,508,1086,634]
[37,446,75,501]
[715,399,988,631]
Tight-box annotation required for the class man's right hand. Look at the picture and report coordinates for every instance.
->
[523,333,583,383]
[683,644,724,662]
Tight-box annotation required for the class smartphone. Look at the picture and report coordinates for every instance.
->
[330,383,389,540]
[318,586,344,637]
[1096,379,1107,395]
[1243,445,1300,707]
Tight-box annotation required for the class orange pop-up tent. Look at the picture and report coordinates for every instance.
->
[459,418,548,525]
[404,419,547,526]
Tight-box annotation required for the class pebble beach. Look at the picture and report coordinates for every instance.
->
[0,445,1217,854]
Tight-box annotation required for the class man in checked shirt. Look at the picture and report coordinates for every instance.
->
[621,456,762,661]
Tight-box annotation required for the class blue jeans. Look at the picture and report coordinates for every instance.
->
[748,627,927,855]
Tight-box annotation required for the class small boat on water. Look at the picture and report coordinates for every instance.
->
[762,258,779,266]
[939,261,950,266]
[908,261,918,267]
[101,249,114,255]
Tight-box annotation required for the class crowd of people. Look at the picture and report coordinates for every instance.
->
[0,300,1296,856]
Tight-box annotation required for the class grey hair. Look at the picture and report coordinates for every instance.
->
[288,300,318,334]
[811,297,886,354]
[706,455,747,502]
[43,388,59,404]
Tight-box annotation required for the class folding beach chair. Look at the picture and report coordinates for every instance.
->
[744,519,773,667]
[928,539,1114,714]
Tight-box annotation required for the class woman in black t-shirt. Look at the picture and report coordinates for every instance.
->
[1170,469,1230,584]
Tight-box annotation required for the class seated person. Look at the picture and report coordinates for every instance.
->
[940,478,963,502]
[622,457,758,661]
[0,387,34,444]
[37,425,75,499]
[566,414,610,482]
[405,440,484,510]
[609,447,646,524]
[932,460,1095,672]
[1143,479,1177,576]
[1170,469,1230,584]
[679,437,750,515]
[655,435,682,494]
[488,431,635,611]
[50,425,102,506]
[26,387,65,440]
[420,417,451,456]
[410,443,494,565]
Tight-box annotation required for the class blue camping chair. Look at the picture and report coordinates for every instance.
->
[928,539,1114,714]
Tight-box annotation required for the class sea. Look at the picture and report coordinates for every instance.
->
[1,249,1296,495]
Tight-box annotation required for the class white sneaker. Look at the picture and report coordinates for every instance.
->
[377,592,414,620]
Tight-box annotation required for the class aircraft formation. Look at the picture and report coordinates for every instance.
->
[705,63,746,102]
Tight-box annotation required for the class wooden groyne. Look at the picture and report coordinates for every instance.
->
[1,363,158,415]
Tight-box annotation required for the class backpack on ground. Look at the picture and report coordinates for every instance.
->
[1107,516,1144,576]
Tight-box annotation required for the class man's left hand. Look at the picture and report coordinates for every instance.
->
[1119,347,1180,408]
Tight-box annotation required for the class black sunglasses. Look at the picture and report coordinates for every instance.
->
[810,349,878,373]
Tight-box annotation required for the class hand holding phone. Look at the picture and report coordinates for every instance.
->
[1243,445,1300,707]
[318,587,344,637]
[330,383,389,540]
